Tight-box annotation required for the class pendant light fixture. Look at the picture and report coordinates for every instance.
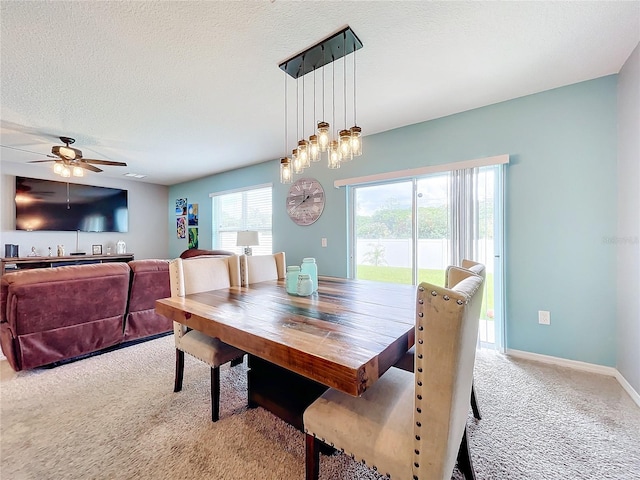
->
[317,46,330,153]
[350,46,362,157]
[298,55,310,169]
[309,67,320,162]
[328,58,341,169]
[280,67,293,184]
[339,33,352,162]
[278,26,363,182]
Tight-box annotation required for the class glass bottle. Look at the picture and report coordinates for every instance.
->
[296,274,313,297]
[300,257,318,293]
[286,266,301,295]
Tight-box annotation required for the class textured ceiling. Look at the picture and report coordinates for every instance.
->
[1,1,638,185]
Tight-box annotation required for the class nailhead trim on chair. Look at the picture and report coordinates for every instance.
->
[305,430,392,479]
[412,282,478,480]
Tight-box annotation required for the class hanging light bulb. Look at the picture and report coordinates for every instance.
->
[317,121,330,152]
[280,158,292,184]
[53,162,63,174]
[339,33,352,162]
[328,140,341,169]
[298,55,310,169]
[280,68,294,184]
[72,166,84,177]
[350,126,362,156]
[316,46,330,153]
[328,59,341,169]
[309,67,320,162]
[61,166,71,178]
[309,134,319,162]
[350,45,362,157]
[298,140,310,168]
[292,148,303,174]
[339,129,352,161]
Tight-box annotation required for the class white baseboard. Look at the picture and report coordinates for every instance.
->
[614,370,640,408]
[506,349,640,408]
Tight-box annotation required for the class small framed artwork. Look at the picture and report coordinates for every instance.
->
[176,198,187,216]
[177,217,186,239]
[188,227,199,249]
[92,244,103,255]
[188,203,198,226]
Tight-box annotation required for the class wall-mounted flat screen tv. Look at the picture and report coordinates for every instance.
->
[15,176,128,232]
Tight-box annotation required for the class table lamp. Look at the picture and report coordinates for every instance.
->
[236,230,259,256]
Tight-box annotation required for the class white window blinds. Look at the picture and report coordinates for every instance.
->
[211,184,273,255]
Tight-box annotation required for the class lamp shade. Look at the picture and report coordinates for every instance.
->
[236,230,259,247]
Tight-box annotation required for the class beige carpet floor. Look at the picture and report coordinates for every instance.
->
[1,335,639,480]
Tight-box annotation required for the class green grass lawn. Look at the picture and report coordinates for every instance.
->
[356,264,494,320]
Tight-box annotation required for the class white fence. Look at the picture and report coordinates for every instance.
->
[356,238,494,272]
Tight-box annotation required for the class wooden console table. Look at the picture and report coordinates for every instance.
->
[1,254,134,275]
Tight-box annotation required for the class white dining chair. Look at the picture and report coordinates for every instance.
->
[239,252,286,286]
[303,272,485,480]
[169,254,245,422]
[394,259,486,420]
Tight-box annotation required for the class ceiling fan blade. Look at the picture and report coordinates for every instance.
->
[28,159,57,163]
[79,163,103,173]
[82,158,127,167]
[1,145,56,157]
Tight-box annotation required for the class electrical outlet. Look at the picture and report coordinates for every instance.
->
[321,238,327,247]
[538,310,551,325]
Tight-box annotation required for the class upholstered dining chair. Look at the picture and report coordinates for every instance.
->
[169,255,245,422]
[239,252,286,286]
[303,272,485,480]
[394,259,486,420]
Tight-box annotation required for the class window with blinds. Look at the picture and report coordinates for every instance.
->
[211,183,273,255]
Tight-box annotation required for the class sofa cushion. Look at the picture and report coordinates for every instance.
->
[0,262,130,370]
[124,259,172,341]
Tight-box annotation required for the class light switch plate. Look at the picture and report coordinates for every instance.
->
[538,310,550,325]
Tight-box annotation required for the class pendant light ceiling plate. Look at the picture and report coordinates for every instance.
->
[279,26,363,79]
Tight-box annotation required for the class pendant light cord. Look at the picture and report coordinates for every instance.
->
[284,68,287,153]
[353,47,357,126]
[302,55,305,139]
[332,57,335,137]
[344,33,347,128]
[322,46,325,122]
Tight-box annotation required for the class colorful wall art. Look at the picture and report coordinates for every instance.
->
[177,217,186,239]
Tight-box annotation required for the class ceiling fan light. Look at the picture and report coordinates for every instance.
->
[58,146,76,160]
[72,166,84,177]
[61,166,71,178]
[53,162,63,174]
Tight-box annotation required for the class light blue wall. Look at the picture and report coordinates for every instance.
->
[169,76,618,367]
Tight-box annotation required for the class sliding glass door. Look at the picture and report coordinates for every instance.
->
[351,165,504,348]
[354,180,413,284]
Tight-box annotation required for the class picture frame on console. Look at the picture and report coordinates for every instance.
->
[92,245,103,255]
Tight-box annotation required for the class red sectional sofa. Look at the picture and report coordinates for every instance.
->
[0,260,172,371]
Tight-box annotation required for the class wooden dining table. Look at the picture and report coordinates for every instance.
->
[156,276,416,429]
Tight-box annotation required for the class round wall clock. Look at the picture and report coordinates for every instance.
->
[286,177,325,226]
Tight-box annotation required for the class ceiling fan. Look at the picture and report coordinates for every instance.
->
[28,136,127,176]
